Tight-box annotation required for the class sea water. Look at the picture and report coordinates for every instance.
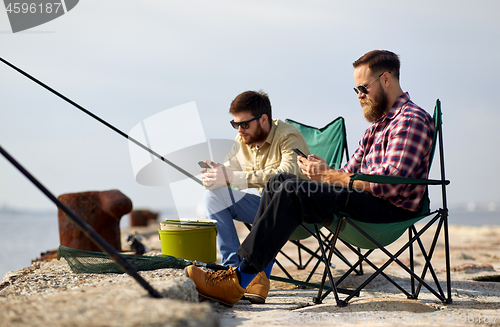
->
[0,207,498,279]
[0,210,60,279]
[0,209,132,279]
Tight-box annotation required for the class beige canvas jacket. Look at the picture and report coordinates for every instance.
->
[222,119,310,194]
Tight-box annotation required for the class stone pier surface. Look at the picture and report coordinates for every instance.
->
[1,223,500,326]
[0,260,217,327]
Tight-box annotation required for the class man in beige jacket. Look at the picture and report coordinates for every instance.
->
[200,90,309,303]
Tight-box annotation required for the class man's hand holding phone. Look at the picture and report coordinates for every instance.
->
[198,161,212,169]
[296,151,332,182]
[292,147,307,158]
[199,160,233,188]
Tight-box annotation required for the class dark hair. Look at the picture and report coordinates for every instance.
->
[229,90,272,126]
[353,50,400,80]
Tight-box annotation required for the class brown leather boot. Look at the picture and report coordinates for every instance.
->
[243,271,270,304]
[184,265,245,307]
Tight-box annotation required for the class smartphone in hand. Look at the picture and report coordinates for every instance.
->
[292,148,307,158]
[198,161,212,169]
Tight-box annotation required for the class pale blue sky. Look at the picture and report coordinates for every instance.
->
[1,1,499,216]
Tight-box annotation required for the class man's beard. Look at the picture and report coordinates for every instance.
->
[360,87,389,123]
[241,122,268,145]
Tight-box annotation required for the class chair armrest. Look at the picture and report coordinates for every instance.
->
[350,173,450,185]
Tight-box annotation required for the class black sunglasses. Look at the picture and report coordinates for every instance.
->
[230,114,264,129]
[353,72,387,95]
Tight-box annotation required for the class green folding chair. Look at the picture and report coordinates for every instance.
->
[308,99,451,306]
[269,117,360,289]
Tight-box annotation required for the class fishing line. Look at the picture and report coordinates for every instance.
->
[0,144,163,299]
[0,56,202,186]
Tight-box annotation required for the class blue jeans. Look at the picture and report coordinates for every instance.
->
[204,187,260,267]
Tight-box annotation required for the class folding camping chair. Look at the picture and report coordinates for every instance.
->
[269,117,361,288]
[307,99,451,307]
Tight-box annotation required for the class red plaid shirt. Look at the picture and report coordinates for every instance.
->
[341,93,434,212]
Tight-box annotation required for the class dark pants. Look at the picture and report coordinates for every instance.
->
[237,172,417,271]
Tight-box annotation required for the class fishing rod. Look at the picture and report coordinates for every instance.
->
[0,144,164,299]
[0,56,202,186]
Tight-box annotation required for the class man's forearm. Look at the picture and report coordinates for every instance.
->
[323,170,372,193]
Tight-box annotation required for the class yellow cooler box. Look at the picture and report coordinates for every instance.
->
[158,219,217,263]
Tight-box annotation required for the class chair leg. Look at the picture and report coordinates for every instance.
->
[297,240,304,269]
[357,247,363,275]
[305,253,324,284]
[273,258,296,281]
[381,216,448,302]
[409,227,415,297]
[314,261,329,304]
[314,230,361,275]
[312,224,347,307]
[443,210,452,304]
[337,216,448,304]
[338,241,411,302]
[412,216,447,301]
[308,210,451,305]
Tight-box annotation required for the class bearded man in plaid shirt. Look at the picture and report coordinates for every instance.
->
[185,50,435,307]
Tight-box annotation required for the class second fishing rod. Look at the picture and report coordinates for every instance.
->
[0,56,202,186]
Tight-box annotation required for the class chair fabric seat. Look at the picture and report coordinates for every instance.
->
[329,214,424,249]
[288,223,317,240]
[330,192,431,249]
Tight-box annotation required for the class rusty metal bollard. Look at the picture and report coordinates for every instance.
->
[130,209,159,227]
[57,189,133,252]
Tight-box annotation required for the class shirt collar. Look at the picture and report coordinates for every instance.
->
[253,119,277,149]
[379,92,410,122]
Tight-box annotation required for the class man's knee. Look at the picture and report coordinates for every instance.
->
[266,172,298,191]
[263,177,301,200]
[203,188,218,204]
[203,188,231,212]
